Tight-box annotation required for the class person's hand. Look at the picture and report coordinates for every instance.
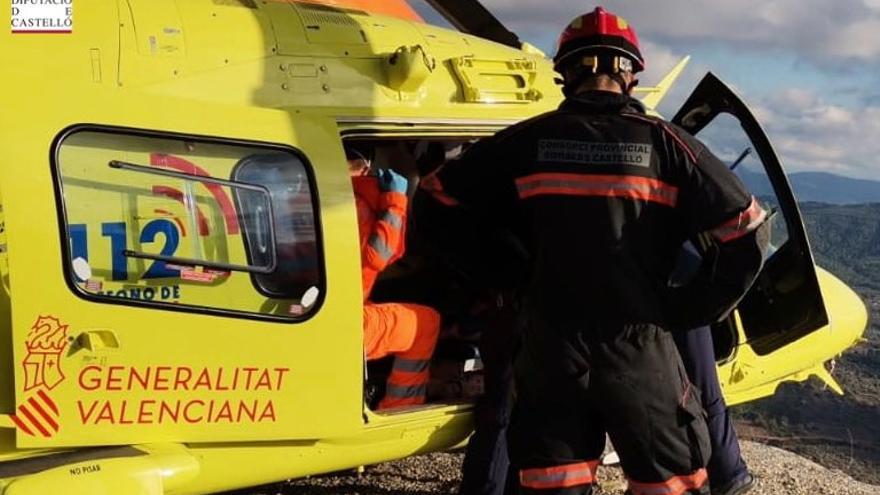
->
[378,168,408,194]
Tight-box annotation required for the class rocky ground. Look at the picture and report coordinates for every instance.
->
[232,441,879,494]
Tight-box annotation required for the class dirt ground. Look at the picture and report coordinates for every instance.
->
[229,441,880,495]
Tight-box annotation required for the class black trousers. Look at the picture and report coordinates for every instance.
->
[673,326,747,487]
[509,324,711,495]
[460,298,519,495]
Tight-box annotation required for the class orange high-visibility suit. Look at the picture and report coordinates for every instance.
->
[354,175,440,409]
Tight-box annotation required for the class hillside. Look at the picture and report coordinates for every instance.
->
[791,173,880,205]
[740,170,880,205]
[800,202,880,292]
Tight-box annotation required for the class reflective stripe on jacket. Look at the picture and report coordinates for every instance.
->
[354,176,408,299]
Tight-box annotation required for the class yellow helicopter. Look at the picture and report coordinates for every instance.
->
[0,1,866,493]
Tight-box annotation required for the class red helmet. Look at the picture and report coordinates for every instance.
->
[554,7,644,74]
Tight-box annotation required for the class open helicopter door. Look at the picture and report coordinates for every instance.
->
[672,73,828,356]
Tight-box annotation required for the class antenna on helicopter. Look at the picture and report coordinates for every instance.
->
[730,147,753,171]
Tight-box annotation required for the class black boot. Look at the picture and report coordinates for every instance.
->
[711,472,755,495]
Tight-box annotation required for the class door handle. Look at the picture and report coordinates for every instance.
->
[74,330,120,352]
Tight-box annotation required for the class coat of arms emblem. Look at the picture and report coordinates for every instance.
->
[22,315,69,391]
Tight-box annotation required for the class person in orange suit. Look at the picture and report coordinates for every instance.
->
[348,146,441,410]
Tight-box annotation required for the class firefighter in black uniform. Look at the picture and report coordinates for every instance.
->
[422,7,769,495]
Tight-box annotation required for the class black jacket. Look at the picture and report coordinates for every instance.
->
[425,91,768,332]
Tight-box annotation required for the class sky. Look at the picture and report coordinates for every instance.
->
[411,0,880,181]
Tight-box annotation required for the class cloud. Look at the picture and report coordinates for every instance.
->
[737,88,880,179]
[826,18,880,59]
[778,88,820,108]
[658,85,880,179]
[639,40,683,84]
[470,0,880,179]
[475,0,880,66]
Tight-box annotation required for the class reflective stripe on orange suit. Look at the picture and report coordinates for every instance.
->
[354,176,408,299]
[364,302,440,409]
[354,176,440,409]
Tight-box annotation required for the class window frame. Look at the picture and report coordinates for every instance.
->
[109,158,281,275]
[672,73,827,355]
[231,152,322,300]
[50,124,327,323]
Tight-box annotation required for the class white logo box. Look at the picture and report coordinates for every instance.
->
[12,0,73,34]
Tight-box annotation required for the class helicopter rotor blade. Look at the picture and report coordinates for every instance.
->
[422,0,521,48]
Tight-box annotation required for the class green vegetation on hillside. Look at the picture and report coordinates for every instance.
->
[800,202,880,292]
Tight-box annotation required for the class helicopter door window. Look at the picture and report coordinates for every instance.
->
[54,127,324,321]
[696,114,790,254]
[673,73,828,356]
[673,114,793,361]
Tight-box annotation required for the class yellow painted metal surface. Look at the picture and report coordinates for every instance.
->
[635,56,691,112]
[2,80,367,446]
[0,1,868,494]
[2,443,199,495]
[719,267,867,405]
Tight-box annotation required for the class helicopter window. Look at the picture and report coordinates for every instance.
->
[107,159,280,274]
[54,128,324,321]
[693,113,794,356]
[232,153,321,299]
[697,114,789,254]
